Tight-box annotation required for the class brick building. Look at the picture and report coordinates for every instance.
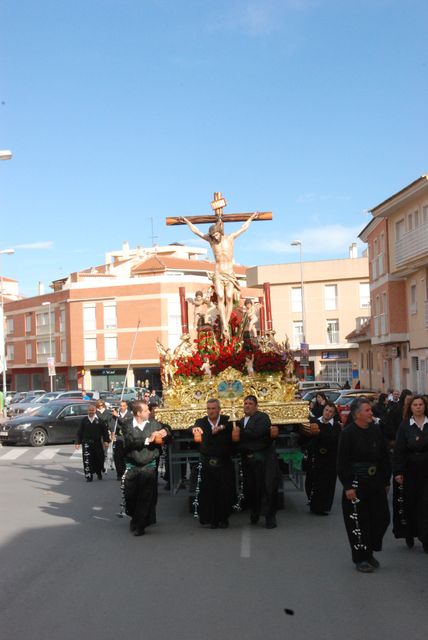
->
[4,243,259,392]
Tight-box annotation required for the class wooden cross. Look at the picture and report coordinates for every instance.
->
[166,192,272,226]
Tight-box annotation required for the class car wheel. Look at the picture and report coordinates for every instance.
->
[30,428,48,447]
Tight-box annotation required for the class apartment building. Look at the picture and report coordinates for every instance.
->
[353,174,428,393]
[4,243,259,392]
[246,248,370,384]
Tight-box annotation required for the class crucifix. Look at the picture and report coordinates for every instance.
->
[166,192,272,339]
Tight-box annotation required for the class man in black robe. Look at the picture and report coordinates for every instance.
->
[121,401,171,536]
[111,400,132,480]
[75,403,110,481]
[191,398,235,529]
[337,398,391,573]
[237,395,281,529]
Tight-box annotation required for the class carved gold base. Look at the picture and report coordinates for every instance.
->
[155,366,308,430]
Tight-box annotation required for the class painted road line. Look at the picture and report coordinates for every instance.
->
[0,448,30,460]
[34,448,61,460]
[240,526,251,558]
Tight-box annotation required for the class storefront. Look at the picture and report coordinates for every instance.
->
[90,368,127,392]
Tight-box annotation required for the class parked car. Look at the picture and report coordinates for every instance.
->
[7,394,40,417]
[335,391,378,425]
[301,389,343,403]
[112,388,138,402]
[0,400,92,447]
[298,381,342,391]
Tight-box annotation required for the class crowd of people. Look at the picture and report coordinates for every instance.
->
[73,387,428,571]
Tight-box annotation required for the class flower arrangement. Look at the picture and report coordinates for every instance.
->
[174,330,293,380]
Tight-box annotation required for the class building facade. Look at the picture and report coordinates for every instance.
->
[4,243,259,392]
[246,249,370,385]
[352,174,428,393]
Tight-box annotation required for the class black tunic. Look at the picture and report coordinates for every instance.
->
[75,417,110,478]
[238,410,281,520]
[192,414,235,526]
[112,410,133,478]
[304,416,341,514]
[121,418,172,531]
[392,418,428,544]
[337,422,391,563]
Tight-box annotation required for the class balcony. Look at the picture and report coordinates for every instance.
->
[395,224,428,268]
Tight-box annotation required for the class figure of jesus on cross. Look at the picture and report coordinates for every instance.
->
[166,193,272,340]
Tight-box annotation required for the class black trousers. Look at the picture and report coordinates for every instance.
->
[242,449,280,519]
[393,463,428,543]
[124,466,157,530]
[198,457,235,526]
[342,480,390,563]
[113,439,126,478]
[305,454,337,513]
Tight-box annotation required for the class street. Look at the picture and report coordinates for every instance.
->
[0,445,426,640]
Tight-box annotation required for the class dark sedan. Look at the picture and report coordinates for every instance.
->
[0,400,92,447]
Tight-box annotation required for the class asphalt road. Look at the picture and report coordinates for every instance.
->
[0,444,426,640]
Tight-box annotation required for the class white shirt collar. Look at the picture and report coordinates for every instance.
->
[319,417,334,426]
[133,418,148,431]
[88,415,97,423]
[410,416,428,430]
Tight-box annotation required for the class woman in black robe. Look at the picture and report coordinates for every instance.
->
[392,395,428,551]
[304,401,341,515]
[191,399,235,529]
[75,404,110,481]
[121,401,171,536]
[309,392,328,419]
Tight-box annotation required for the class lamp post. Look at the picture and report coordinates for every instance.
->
[42,301,54,392]
[291,240,307,380]
[0,248,15,414]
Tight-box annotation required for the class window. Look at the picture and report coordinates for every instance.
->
[324,285,338,310]
[291,287,302,312]
[104,335,118,360]
[395,219,405,241]
[37,340,55,356]
[60,309,66,332]
[84,338,97,361]
[408,212,413,232]
[380,232,385,252]
[292,321,304,347]
[326,319,339,344]
[60,339,67,362]
[6,318,14,334]
[360,352,364,370]
[423,205,428,224]
[6,344,14,360]
[83,305,96,331]
[414,209,419,228]
[410,283,417,314]
[25,314,32,332]
[167,297,182,350]
[104,303,117,329]
[359,283,370,308]
[26,343,32,361]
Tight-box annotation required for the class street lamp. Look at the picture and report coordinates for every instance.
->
[41,301,54,392]
[0,248,15,414]
[291,240,307,380]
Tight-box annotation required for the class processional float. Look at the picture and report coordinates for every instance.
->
[155,192,308,430]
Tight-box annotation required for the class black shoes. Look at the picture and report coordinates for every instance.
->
[97,473,102,480]
[406,536,415,549]
[210,523,219,529]
[218,520,229,529]
[265,517,277,529]
[250,513,259,525]
[310,509,329,516]
[133,528,145,537]
[355,561,374,573]
[129,519,136,532]
[367,556,380,569]
[86,475,93,482]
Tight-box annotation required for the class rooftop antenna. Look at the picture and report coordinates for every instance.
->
[149,217,158,246]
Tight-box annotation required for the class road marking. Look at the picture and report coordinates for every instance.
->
[70,449,81,459]
[0,448,30,460]
[240,526,251,558]
[34,448,61,460]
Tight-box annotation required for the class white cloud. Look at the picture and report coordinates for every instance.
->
[13,241,54,250]
[259,224,364,255]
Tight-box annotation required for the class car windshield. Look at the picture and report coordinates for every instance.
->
[26,404,63,417]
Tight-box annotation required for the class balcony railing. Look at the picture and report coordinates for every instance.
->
[395,224,428,268]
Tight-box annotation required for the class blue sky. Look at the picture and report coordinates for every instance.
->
[1,0,427,296]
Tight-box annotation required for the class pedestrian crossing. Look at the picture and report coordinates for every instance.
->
[0,445,84,464]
